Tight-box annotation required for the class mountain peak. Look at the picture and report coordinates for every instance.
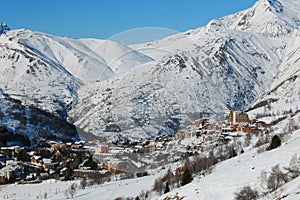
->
[207,0,299,37]
[0,22,10,35]
[261,0,283,13]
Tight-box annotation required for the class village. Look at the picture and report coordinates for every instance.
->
[0,110,268,185]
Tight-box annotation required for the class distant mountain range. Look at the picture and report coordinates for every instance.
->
[0,0,299,143]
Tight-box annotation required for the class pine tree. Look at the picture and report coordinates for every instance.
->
[164,181,170,194]
[181,168,192,186]
[267,135,281,151]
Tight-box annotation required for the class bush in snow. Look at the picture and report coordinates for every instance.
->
[181,158,193,186]
[234,185,259,200]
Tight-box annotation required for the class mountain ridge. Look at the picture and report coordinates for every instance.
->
[0,0,299,142]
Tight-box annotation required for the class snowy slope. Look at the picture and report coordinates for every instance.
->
[248,29,300,117]
[0,90,79,145]
[0,31,81,118]
[3,29,153,83]
[159,113,300,200]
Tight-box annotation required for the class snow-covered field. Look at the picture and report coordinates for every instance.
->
[0,172,159,200]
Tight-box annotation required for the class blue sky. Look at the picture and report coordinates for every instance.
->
[1,0,257,44]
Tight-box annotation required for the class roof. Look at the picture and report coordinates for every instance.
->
[32,156,41,160]
[42,158,52,164]
[0,165,17,171]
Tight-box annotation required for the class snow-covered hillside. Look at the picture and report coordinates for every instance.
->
[0,89,79,146]
[159,112,300,200]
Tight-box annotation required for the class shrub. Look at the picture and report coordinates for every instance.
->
[266,135,281,151]
[234,185,259,200]
[181,168,192,186]
[164,181,170,194]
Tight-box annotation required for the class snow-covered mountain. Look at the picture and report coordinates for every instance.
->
[0,0,299,142]
[0,26,152,142]
[0,28,152,117]
[70,0,299,140]
[209,0,300,37]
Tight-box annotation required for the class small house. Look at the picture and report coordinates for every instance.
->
[30,156,42,165]
[0,165,16,182]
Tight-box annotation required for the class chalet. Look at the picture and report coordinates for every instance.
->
[51,143,67,149]
[202,123,216,131]
[254,120,267,129]
[0,146,20,157]
[95,145,109,154]
[0,165,16,182]
[73,169,100,179]
[72,141,85,149]
[175,131,185,140]
[42,158,57,170]
[30,156,42,165]
[107,159,119,174]
[194,118,209,129]
[236,124,258,134]
[6,160,18,167]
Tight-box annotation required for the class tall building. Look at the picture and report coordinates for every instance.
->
[228,110,249,124]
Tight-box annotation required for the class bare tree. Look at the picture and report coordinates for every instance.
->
[284,154,300,180]
[153,177,164,194]
[244,133,252,147]
[69,183,77,198]
[163,168,174,188]
[258,170,268,194]
[80,177,87,189]
[267,165,287,193]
